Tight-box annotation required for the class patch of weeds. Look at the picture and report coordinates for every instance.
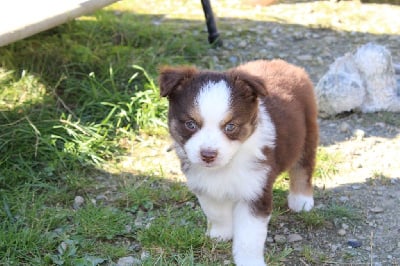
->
[44,239,106,266]
[138,206,206,254]
[118,176,194,213]
[367,171,392,186]
[266,247,293,265]
[321,204,361,222]
[295,209,326,228]
[361,112,400,127]
[0,188,72,264]
[314,147,341,180]
[299,245,328,264]
[74,204,132,240]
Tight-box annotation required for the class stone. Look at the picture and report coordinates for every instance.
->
[337,229,346,236]
[117,256,141,266]
[297,54,313,61]
[315,43,400,117]
[342,223,349,230]
[347,239,362,248]
[370,207,384,213]
[73,196,84,209]
[339,196,349,203]
[274,234,286,244]
[315,53,365,117]
[287,233,303,242]
[340,122,351,133]
[353,43,400,113]
[353,129,366,140]
[238,40,247,48]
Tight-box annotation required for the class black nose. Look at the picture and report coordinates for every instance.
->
[200,149,218,163]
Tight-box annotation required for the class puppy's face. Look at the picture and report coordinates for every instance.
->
[159,66,266,169]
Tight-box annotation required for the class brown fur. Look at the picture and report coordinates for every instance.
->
[234,60,319,216]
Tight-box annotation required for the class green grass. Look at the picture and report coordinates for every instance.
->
[0,0,359,264]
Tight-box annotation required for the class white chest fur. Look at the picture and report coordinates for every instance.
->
[183,106,276,202]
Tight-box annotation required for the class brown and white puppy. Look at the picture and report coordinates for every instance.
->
[159,59,319,266]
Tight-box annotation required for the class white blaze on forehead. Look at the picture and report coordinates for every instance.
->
[196,80,231,124]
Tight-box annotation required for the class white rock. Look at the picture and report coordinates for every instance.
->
[337,229,346,236]
[353,43,400,113]
[315,53,365,117]
[340,122,351,133]
[370,207,384,213]
[315,43,400,117]
[287,233,303,242]
[353,129,365,140]
[73,196,84,209]
[274,234,286,244]
[117,256,141,266]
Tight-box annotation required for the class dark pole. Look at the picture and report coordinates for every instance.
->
[200,0,222,45]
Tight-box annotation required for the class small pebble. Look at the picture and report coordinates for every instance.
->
[274,234,286,244]
[229,56,238,64]
[266,237,274,243]
[353,129,365,140]
[117,256,141,266]
[238,40,247,48]
[347,239,362,248]
[287,233,303,242]
[337,229,346,236]
[73,196,84,209]
[297,54,313,61]
[370,207,384,213]
[340,122,351,133]
[342,223,349,230]
[339,196,349,203]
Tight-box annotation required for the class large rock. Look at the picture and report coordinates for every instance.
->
[315,43,400,117]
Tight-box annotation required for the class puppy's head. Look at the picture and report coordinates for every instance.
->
[159,66,266,169]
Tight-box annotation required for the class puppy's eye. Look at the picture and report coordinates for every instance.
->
[184,120,198,131]
[224,123,237,133]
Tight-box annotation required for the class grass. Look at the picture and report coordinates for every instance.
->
[0,0,372,265]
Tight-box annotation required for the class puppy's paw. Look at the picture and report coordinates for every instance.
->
[288,193,314,212]
[234,256,266,266]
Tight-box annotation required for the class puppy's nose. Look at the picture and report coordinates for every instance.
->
[200,149,218,163]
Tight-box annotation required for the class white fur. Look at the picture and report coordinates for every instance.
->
[288,193,314,212]
[185,80,239,168]
[233,202,270,266]
[197,195,234,240]
[185,102,276,201]
[177,81,276,266]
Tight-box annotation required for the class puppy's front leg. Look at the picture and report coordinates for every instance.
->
[197,195,234,241]
[233,201,270,266]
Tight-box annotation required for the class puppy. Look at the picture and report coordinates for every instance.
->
[159,59,319,266]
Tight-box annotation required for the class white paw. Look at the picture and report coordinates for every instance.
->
[288,193,314,212]
[207,223,233,241]
[234,256,266,266]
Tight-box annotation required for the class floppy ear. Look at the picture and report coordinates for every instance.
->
[229,71,267,99]
[158,66,198,97]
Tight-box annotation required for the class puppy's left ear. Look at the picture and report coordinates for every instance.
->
[158,66,198,97]
[229,71,267,99]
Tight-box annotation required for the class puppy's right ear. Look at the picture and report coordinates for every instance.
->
[159,66,198,97]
